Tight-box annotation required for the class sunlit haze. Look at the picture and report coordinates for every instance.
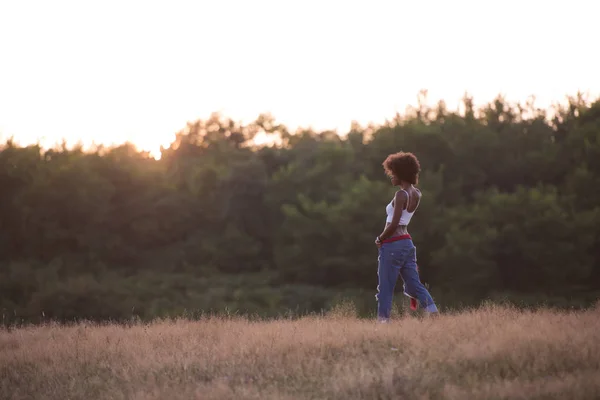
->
[1,0,598,159]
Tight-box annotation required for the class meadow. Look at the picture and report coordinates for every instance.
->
[2,303,600,400]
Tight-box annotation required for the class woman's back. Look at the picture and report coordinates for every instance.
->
[386,186,421,226]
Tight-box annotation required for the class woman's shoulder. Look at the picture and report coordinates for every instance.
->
[394,189,409,198]
[413,187,423,203]
[409,186,422,202]
[395,187,421,196]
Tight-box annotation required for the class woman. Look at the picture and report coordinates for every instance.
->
[374,151,438,322]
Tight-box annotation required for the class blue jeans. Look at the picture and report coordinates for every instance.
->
[376,238,438,319]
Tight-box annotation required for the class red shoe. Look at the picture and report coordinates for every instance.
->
[410,264,420,310]
[410,298,418,310]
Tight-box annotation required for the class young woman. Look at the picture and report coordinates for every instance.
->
[374,151,438,322]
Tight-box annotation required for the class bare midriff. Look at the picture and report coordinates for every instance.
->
[385,223,409,237]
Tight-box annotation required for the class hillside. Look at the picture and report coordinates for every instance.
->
[2,304,600,400]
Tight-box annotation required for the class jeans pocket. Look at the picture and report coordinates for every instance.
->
[389,247,406,266]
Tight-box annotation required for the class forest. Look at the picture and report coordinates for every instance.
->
[2,92,600,324]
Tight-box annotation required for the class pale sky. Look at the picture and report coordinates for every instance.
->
[1,0,598,158]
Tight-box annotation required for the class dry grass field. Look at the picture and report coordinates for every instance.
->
[1,303,600,400]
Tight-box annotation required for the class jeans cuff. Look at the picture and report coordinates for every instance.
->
[424,304,438,313]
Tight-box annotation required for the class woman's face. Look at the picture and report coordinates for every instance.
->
[390,175,400,186]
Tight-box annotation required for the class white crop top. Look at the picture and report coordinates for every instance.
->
[385,189,420,226]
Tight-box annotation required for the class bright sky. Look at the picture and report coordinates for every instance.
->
[1,0,598,158]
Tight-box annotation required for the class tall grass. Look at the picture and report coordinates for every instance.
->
[1,303,600,399]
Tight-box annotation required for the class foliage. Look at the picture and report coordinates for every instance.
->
[1,94,600,323]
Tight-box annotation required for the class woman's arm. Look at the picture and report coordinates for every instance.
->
[377,190,406,242]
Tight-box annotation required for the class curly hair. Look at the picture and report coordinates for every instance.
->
[382,151,421,185]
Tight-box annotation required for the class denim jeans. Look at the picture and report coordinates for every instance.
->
[376,238,438,319]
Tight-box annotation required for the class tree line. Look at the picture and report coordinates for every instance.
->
[2,92,600,324]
